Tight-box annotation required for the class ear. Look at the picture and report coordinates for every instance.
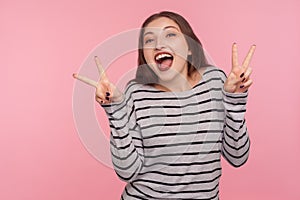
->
[188,50,192,55]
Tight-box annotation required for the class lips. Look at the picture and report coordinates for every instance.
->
[154,52,174,71]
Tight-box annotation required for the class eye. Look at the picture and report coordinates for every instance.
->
[166,33,176,38]
[145,38,154,44]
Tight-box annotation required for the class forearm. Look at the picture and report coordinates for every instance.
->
[102,93,144,182]
[221,88,250,167]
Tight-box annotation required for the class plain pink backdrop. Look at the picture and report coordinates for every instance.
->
[1,0,299,199]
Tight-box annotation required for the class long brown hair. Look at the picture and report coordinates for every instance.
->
[134,11,210,85]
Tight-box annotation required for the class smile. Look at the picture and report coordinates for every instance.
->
[154,52,174,71]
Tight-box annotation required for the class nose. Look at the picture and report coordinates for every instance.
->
[155,36,166,50]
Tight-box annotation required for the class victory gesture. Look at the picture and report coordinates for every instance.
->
[224,43,256,93]
[73,56,124,104]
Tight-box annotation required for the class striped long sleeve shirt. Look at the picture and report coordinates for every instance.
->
[101,65,250,200]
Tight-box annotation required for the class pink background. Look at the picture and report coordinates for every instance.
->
[1,0,299,199]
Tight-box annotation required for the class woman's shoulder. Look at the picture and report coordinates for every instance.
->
[124,79,149,96]
[203,65,227,81]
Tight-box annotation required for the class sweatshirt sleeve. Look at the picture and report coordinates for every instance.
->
[218,70,251,168]
[100,82,144,182]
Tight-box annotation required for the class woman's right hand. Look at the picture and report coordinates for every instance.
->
[73,56,124,104]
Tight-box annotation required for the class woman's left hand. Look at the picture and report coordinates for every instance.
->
[224,43,256,93]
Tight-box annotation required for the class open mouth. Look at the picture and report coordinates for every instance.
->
[154,52,174,71]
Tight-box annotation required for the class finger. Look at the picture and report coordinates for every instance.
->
[96,96,111,105]
[96,82,113,102]
[241,67,253,83]
[96,97,111,105]
[242,45,256,68]
[95,96,104,104]
[232,43,239,69]
[240,79,253,90]
[73,73,97,88]
[96,85,107,102]
[94,56,108,80]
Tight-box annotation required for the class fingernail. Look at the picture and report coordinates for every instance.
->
[240,85,244,88]
[240,73,244,78]
[242,77,245,82]
[105,96,110,101]
[106,92,110,96]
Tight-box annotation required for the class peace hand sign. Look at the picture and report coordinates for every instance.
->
[73,56,124,104]
[224,43,256,93]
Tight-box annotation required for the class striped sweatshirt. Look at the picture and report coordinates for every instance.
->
[101,65,250,200]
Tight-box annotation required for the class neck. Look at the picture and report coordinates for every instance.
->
[156,69,200,92]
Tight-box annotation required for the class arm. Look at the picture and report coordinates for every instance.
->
[101,82,144,182]
[219,43,255,167]
[73,57,144,182]
[221,89,250,167]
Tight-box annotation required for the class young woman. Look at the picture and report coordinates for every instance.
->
[73,11,255,200]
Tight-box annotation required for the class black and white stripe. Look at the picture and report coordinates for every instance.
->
[101,66,250,199]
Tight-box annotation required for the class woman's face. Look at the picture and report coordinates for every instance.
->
[142,17,191,83]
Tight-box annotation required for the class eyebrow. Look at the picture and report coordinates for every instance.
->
[143,25,180,37]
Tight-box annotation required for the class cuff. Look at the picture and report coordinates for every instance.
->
[222,86,248,104]
[100,95,127,115]
[222,87,248,112]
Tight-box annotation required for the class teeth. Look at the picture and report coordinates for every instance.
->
[155,53,172,61]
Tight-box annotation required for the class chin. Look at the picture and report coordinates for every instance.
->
[157,75,175,83]
[156,70,182,83]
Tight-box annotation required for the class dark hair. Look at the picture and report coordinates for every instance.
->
[134,11,210,85]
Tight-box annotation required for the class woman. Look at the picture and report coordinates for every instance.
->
[73,11,255,200]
